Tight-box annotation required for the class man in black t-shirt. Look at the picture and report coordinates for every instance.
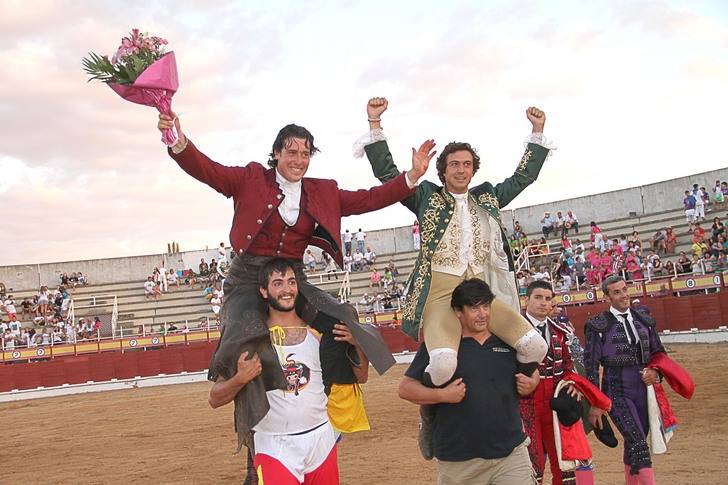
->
[399,278,539,484]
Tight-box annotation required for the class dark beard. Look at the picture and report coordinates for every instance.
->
[268,296,295,313]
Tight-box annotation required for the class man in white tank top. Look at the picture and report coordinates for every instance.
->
[208,259,369,484]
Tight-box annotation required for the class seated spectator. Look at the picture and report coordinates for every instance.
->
[555,211,566,237]
[692,223,706,243]
[364,246,377,269]
[92,317,103,335]
[369,268,382,289]
[651,253,665,277]
[533,266,551,281]
[386,260,399,282]
[185,269,201,289]
[565,210,579,234]
[2,328,16,349]
[625,252,643,280]
[78,318,93,340]
[512,220,525,239]
[573,255,586,286]
[711,218,725,242]
[651,229,667,254]
[691,240,709,258]
[382,268,394,290]
[541,211,556,238]
[509,234,521,257]
[167,322,179,333]
[352,249,364,272]
[209,259,218,275]
[304,249,317,272]
[167,267,180,288]
[3,296,17,322]
[704,253,717,273]
[677,252,692,274]
[143,277,156,300]
[359,293,373,313]
[538,237,549,255]
[199,258,209,276]
[691,255,703,275]
[202,284,215,301]
[664,260,677,277]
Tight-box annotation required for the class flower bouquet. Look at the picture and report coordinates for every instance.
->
[82,29,179,146]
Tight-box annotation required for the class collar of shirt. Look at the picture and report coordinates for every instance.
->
[609,306,631,321]
[275,169,302,226]
[525,313,548,328]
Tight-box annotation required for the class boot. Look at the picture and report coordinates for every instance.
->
[418,404,435,461]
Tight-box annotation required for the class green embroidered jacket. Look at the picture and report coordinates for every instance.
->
[364,140,549,340]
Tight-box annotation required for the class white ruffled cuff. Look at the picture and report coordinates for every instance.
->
[352,128,387,158]
[524,132,556,150]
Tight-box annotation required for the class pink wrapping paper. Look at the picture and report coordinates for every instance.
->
[108,52,179,146]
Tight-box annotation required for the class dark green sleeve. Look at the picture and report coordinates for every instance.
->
[492,143,549,208]
[364,140,422,214]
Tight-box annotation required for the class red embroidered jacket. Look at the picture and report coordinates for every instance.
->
[169,140,415,266]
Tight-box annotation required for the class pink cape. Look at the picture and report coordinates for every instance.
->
[108,51,179,146]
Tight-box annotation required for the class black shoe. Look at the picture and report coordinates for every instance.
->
[418,405,435,461]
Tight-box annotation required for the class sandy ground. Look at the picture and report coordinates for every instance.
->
[3,343,727,485]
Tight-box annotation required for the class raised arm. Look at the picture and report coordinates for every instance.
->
[491,107,552,208]
[158,112,246,198]
[358,98,432,213]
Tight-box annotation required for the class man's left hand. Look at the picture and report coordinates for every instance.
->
[408,139,436,185]
[526,107,546,132]
[516,369,540,396]
[641,368,660,386]
[333,323,359,347]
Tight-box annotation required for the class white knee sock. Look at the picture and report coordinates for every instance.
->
[514,328,548,363]
[424,348,458,386]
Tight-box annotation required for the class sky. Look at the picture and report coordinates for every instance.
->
[2,0,727,266]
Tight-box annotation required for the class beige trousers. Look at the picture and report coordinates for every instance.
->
[437,439,537,485]
[422,270,532,353]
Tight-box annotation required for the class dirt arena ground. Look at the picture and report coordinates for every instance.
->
[4,343,727,484]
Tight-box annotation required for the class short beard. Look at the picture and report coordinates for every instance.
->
[268,296,296,313]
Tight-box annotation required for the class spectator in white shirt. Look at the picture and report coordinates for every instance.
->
[210,296,222,316]
[343,251,353,272]
[218,242,227,262]
[353,249,364,272]
[355,228,366,254]
[342,229,353,254]
[541,212,556,238]
[303,249,317,272]
[167,268,180,288]
[693,183,706,220]
[2,328,16,349]
[566,210,579,234]
[143,277,157,300]
[364,246,377,268]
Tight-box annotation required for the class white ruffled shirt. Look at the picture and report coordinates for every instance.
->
[275,170,302,226]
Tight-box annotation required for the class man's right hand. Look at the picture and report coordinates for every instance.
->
[158,111,186,148]
[367,97,388,119]
[588,406,609,429]
[233,351,262,386]
[438,377,466,403]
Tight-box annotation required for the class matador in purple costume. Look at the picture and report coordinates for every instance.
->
[584,275,664,485]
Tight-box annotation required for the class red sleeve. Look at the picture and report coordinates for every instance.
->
[168,140,247,198]
[338,172,415,216]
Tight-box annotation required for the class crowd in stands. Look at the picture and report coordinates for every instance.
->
[359,260,406,312]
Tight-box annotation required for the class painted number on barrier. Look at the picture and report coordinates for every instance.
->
[686,279,696,288]
[586,291,594,300]
[129,339,138,347]
[36,348,45,357]
[365,316,373,324]
[562,294,572,303]
[714,275,722,286]
[11,351,20,359]
[151,337,160,345]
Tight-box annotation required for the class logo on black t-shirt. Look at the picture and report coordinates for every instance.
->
[282,353,311,395]
[492,346,512,353]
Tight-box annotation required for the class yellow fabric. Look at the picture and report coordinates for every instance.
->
[327,383,370,433]
[268,325,287,364]
[257,464,263,484]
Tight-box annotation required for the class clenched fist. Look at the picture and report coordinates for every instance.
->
[438,377,466,404]
[367,97,388,119]
[526,107,546,132]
